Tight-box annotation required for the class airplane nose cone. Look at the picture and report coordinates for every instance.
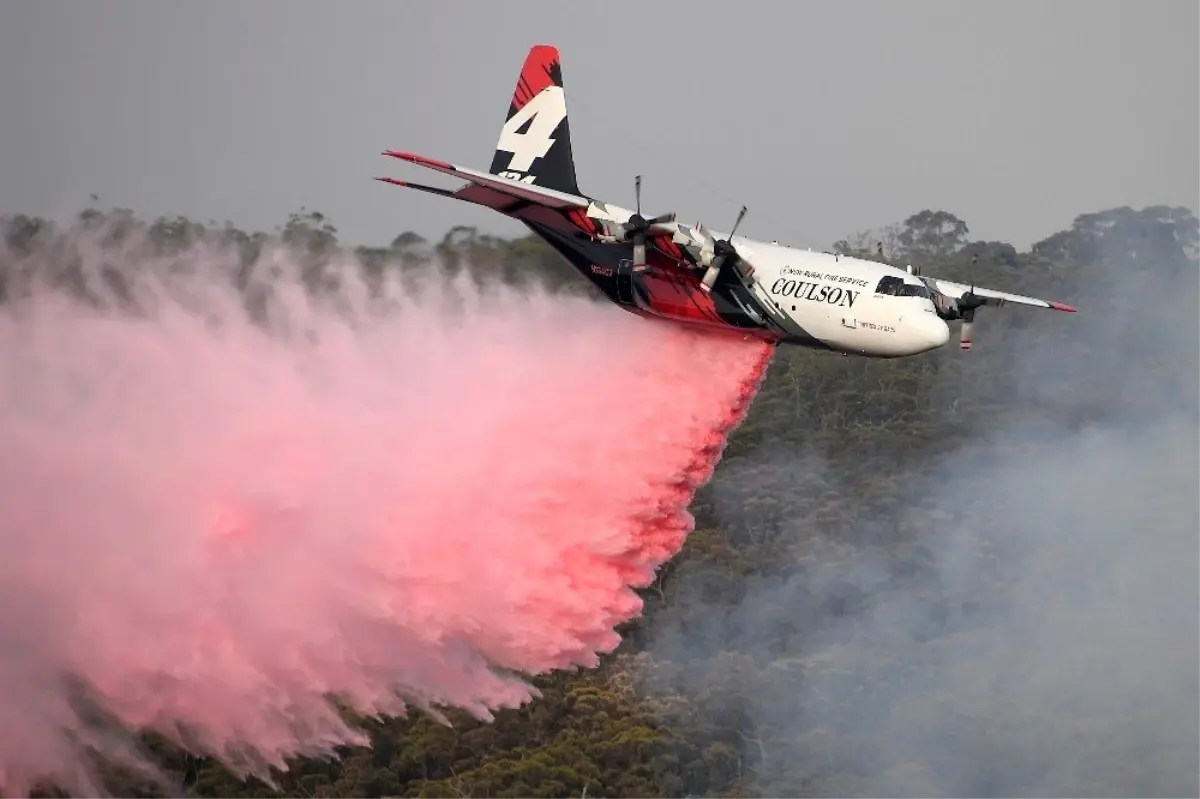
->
[923,315,950,350]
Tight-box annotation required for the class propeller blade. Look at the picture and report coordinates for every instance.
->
[633,234,646,269]
[635,175,642,216]
[729,205,748,239]
[960,308,975,351]
[699,248,732,292]
[648,212,676,225]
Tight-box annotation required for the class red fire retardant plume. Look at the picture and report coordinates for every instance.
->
[0,235,772,796]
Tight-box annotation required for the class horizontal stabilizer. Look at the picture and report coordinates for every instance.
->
[373,176,481,202]
[381,150,590,210]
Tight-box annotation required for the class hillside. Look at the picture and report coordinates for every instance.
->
[3,202,1197,798]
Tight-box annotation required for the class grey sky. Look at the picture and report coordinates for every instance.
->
[2,0,1196,251]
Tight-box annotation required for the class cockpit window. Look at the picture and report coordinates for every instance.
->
[874,276,905,295]
[875,276,931,299]
[898,283,931,299]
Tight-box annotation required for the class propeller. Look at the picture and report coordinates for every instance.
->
[616,175,676,269]
[957,254,985,350]
[696,205,748,292]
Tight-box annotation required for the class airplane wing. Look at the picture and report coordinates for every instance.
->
[921,276,1077,313]
[378,150,591,211]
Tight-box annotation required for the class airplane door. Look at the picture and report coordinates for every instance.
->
[616,258,634,304]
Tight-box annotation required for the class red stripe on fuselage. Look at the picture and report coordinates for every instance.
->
[654,234,681,259]
[639,269,725,326]
[567,207,600,236]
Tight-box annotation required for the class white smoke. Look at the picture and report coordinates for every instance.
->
[641,216,1200,797]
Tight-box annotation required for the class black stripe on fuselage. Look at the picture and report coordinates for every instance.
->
[521,220,779,330]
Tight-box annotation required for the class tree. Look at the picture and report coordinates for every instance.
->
[896,209,970,264]
[1032,204,1199,276]
[832,223,904,263]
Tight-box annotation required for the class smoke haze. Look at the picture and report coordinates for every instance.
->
[0,220,772,796]
[641,219,1200,796]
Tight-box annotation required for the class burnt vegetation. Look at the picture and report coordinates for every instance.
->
[4,200,1197,798]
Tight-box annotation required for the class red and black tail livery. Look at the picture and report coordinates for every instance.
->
[488,45,581,197]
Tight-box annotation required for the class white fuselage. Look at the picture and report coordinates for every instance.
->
[585,201,952,358]
[724,237,951,357]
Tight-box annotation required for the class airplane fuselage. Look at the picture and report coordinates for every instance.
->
[524,206,951,359]
[722,241,951,357]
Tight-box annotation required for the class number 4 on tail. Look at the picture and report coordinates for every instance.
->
[495,86,567,173]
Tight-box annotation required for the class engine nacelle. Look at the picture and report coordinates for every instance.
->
[930,290,963,321]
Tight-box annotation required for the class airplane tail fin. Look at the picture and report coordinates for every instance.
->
[488,45,581,196]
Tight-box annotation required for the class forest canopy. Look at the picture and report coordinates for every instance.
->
[2,201,1197,798]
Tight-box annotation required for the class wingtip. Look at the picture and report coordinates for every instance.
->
[382,150,453,170]
[374,176,406,186]
[1049,301,1078,313]
[382,149,419,163]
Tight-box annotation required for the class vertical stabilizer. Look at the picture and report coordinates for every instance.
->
[488,45,581,195]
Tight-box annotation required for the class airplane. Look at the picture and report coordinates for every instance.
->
[376,44,1076,358]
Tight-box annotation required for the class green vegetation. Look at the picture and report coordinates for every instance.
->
[4,202,1196,798]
